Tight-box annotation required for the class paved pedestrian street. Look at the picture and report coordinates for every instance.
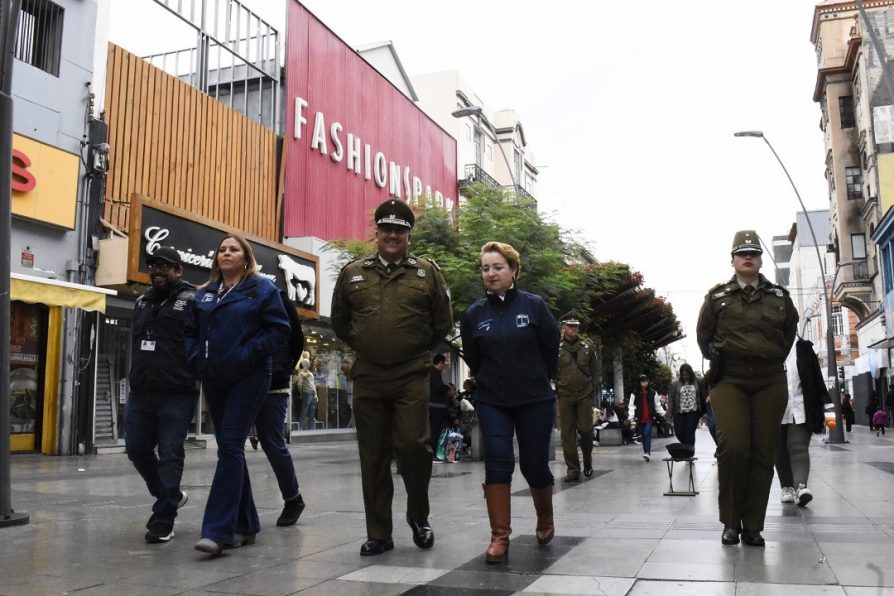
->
[3,426,894,595]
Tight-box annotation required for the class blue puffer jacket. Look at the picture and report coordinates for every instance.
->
[460,287,559,407]
[185,274,290,385]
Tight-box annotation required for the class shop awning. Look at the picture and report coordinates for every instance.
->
[10,273,117,313]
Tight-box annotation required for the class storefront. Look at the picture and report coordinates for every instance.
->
[9,273,115,453]
[93,195,321,445]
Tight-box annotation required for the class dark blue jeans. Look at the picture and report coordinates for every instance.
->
[673,411,701,446]
[705,403,718,444]
[125,392,195,522]
[254,392,299,501]
[477,400,555,487]
[638,422,653,455]
[202,370,271,543]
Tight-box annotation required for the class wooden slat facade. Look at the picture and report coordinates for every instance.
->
[103,44,280,241]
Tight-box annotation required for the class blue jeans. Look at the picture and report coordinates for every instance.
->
[125,392,195,522]
[638,422,653,455]
[673,411,701,446]
[300,391,316,430]
[254,392,299,501]
[477,400,555,487]
[705,403,718,444]
[202,370,271,543]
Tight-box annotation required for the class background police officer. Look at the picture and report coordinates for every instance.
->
[331,199,453,556]
[126,246,197,544]
[556,312,600,481]
[696,230,798,547]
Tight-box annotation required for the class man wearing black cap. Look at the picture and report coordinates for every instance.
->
[332,199,453,556]
[697,230,798,547]
[126,246,198,544]
[556,311,600,481]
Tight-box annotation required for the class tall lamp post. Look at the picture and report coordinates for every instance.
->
[0,0,29,527]
[451,105,520,191]
[734,130,846,443]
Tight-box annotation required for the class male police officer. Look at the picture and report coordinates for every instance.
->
[126,246,198,543]
[556,312,600,481]
[331,199,453,556]
[696,230,798,547]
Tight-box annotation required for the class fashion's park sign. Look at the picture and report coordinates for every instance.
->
[282,1,457,241]
[292,96,454,210]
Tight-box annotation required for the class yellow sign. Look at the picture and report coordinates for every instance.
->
[11,134,79,229]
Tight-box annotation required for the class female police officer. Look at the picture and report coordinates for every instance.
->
[696,230,798,547]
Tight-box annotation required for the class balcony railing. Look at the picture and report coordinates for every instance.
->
[462,163,500,189]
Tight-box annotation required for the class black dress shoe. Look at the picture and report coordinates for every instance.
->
[565,473,580,482]
[583,468,593,478]
[406,516,434,549]
[360,539,394,556]
[741,529,765,547]
[721,526,740,545]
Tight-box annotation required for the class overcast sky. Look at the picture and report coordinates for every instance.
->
[109,0,831,368]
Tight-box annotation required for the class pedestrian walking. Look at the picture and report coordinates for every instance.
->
[841,393,855,433]
[186,234,290,556]
[126,246,197,544]
[295,359,317,430]
[253,292,307,527]
[776,338,834,509]
[555,311,600,482]
[429,354,450,461]
[696,230,798,547]
[331,199,453,556]
[874,408,888,435]
[628,374,665,462]
[667,363,701,447]
[459,241,561,564]
[866,391,880,432]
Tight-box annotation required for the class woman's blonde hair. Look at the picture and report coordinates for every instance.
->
[479,241,521,279]
[205,234,258,286]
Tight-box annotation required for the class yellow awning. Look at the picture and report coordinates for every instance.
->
[10,273,117,313]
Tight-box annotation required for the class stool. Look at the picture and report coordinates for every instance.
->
[662,456,698,496]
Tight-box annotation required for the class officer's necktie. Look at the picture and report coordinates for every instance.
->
[744,285,755,298]
[385,263,396,275]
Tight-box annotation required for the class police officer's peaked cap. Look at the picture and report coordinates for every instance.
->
[731,230,763,255]
[374,199,415,229]
[145,246,182,266]
[561,311,581,326]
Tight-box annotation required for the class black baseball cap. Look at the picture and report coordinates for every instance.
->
[146,246,182,267]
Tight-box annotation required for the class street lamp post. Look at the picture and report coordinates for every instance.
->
[451,105,520,191]
[734,130,846,443]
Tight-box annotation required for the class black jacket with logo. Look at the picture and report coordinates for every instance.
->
[129,279,198,397]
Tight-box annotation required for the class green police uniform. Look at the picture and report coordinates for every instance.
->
[556,332,600,479]
[697,266,798,535]
[331,250,453,543]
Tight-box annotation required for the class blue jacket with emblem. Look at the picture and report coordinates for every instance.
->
[185,273,290,385]
[460,287,559,407]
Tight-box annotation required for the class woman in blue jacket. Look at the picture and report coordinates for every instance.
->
[459,241,560,564]
[186,234,290,556]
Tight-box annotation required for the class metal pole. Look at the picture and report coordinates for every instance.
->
[0,0,29,527]
[735,130,846,443]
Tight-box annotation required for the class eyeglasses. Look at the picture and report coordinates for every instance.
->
[148,262,175,271]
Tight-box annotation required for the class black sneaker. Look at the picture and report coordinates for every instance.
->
[145,518,174,543]
[276,494,306,527]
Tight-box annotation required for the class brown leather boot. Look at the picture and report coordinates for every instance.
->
[531,485,554,545]
[483,483,511,563]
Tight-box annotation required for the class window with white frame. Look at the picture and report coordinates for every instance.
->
[851,233,867,260]
[831,305,843,336]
